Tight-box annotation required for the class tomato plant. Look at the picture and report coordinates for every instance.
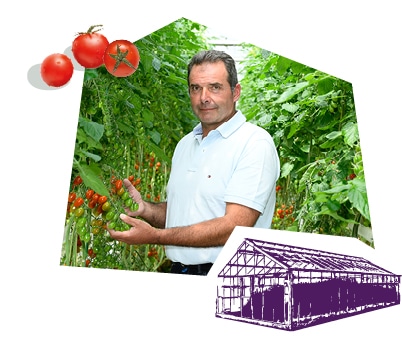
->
[60,19,210,272]
[103,40,140,77]
[72,25,109,69]
[239,47,372,245]
[40,53,74,87]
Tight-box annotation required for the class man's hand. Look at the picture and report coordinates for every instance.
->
[107,213,160,245]
[122,179,145,217]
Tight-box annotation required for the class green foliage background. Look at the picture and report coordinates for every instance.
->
[64,17,373,271]
[238,45,371,245]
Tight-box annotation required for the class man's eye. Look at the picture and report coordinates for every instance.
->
[210,85,221,91]
[190,86,200,93]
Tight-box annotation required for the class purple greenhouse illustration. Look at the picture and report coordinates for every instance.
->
[215,238,401,331]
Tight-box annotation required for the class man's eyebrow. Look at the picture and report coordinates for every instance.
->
[189,82,223,87]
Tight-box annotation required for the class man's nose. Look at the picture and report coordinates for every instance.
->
[200,87,211,103]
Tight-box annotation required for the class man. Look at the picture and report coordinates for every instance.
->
[107,50,280,275]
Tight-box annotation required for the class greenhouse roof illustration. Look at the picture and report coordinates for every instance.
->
[218,238,396,278]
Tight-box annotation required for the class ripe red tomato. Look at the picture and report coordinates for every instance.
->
[85,189,95,200]
[72,25,109,68]
[40,53,74,87]
[103,40,140,77]
[115,179,123,191]
[97,195,108,205]
[68,192,77,203]
[88,199,97,209]
[73,197,84,208]
[73,175,83,186]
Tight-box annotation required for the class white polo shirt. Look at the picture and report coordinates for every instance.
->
[165,110,280,264]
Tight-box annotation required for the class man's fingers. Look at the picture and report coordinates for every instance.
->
[119,213,137,226]
[123,178,142,203]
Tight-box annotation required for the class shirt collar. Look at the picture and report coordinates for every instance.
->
[192,110,246,139]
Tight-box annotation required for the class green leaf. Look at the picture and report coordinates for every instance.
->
[276,56,293,75]
[287,122,300,139]
[326,198,341,211]
[77,163,109,197]
[316,76,335,95]
[148,129,161,145]
[342,121,359,147]
[274,82,309,104]
[320,183,351,194]
[281,103,299,113]
[319,138,341,148]
[83,69,99,81]
[280,162,294,178]
[348,178,370,221]
[82,151,101,162]
[79,119,105,142]
[316,206,358,224]
[152,57,162,71]
[314,192,329,203]
[326,131,342,140]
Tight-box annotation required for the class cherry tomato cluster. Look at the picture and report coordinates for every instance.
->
[272,201,296,231]
[64,174,143,268]
[40,24,140,87]
[62,151,168,271]
[67,174,140,236]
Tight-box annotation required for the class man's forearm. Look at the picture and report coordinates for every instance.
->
[155,215,233,247]
[109,202,260,247]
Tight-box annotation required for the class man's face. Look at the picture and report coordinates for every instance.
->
[188,61,241,136]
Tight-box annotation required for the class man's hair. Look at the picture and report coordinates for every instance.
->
[187,50,238,91]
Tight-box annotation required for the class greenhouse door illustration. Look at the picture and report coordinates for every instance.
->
[240,276,251,318]
[284,279,292,328]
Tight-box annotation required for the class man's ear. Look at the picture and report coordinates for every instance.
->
[233,83,241,103]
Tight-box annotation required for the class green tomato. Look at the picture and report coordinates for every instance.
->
[76,217,87,228]
[78,226,88,236]
[108,221,116,230]
[121,192,129,201]
[74,207,85,218]
[83,233,91,243]
[125,198,133,207]
[105,210,115,221]
[102,201,112,212]
[130,202,139,212]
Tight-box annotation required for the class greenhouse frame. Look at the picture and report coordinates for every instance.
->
[215,238,400,331]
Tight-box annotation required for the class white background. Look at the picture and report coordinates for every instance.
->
[1,1,401,349]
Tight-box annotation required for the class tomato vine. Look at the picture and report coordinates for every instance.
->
[61,18,209,271]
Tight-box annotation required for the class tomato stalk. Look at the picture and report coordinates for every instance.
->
[81,240,89,267]
[120,243,131,270]
[78,24,104,35]
[107,44,137,73]
[125,144,131,179]
[63,216,76,266]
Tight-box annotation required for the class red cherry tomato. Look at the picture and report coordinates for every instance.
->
[40,53,74,87]
[72,25,109,68]
[68,192,77,203]
[73,197,84,208]
[85,189,95,200]
[103,40,140,77]
[115,179,123,191]
[97,195,108,205]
